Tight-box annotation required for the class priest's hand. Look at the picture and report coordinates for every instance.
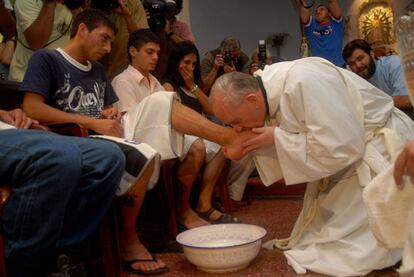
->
[222,130,257,160]
[394,140,414,188]
[242,126,275,155]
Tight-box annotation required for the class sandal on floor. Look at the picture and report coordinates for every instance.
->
[196,207,241,224]
[122,256,169,275]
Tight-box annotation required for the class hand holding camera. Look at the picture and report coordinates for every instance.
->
[213,54,225,69]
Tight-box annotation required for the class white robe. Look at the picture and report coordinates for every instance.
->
[257,58,414,276]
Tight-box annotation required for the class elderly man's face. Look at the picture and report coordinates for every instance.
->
[346,48,376,79]
[211,90,266,132]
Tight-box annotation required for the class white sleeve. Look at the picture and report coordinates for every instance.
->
[274,63,365,184]
[112,77,141,114]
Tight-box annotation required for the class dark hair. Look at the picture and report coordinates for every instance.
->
[127,29,160,62]
[164,41,202,88]
[70,9,116,38]
[342,39,372,62]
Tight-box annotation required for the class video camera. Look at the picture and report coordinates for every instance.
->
[258,40,267,70]
[143,0,180,33]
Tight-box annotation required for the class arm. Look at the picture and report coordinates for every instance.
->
[389,56,412,109]
[117,0,148,33]
[23,1,60,50]
[393,96,412,109]
[0,4,16,39]
[179,66,214,115]
[274,63,365,184]
[326,0,342,19]
[22,92,123,137]
[201,53,223,92]
[295,0,311,24]
[117,0,138,33]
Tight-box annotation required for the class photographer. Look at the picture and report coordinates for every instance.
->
[200,37,250,93]
[89,0,149,79]
[143,0,191,79]
[9,0,81,81]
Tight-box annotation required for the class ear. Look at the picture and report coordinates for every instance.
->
[245,93,258,104]
[129,46,137,57]
[77,23,88,38]
[370,50,376,60]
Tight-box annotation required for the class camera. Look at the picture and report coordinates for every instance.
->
[90,0,120,12]
[63,0,84,10]
[223,50,233,65]
[143,0,179,33]
[258,40,267,70]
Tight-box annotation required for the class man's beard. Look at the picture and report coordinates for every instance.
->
[360,57,376,79]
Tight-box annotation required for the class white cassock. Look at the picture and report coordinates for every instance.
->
[256,57,414,276]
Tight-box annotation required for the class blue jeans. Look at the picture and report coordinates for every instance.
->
[0,129,125,276]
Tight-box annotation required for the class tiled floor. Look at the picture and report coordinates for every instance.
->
[153,198,398,277]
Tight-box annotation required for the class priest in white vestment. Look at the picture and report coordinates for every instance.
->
[122,57,414,276]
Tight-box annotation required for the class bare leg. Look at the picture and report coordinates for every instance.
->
[118,160,166,272]
[176,139,209,228]
[196,151,226,220]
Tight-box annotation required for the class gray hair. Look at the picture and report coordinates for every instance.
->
[220,37,241,51]
[210,72,260,105]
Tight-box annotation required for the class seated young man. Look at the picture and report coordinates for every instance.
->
[21,10,167,275]
[0,108,124,277]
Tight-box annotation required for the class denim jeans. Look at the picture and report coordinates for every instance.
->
[0,129,125,276]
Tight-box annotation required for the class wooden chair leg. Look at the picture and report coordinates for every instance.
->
[216,166,232,214]
[161,159,179,238]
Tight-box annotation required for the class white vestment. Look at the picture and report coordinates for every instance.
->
[256,58,414,276]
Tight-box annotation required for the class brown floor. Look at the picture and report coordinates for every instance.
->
[153,197,398,277]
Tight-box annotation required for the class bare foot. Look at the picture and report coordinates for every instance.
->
[224,130,257,160]
[178,209,210,229]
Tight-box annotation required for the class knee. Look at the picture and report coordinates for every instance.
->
[92,140,126,174]
[187,139,206,164]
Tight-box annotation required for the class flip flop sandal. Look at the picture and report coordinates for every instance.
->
[122,256,169,275]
